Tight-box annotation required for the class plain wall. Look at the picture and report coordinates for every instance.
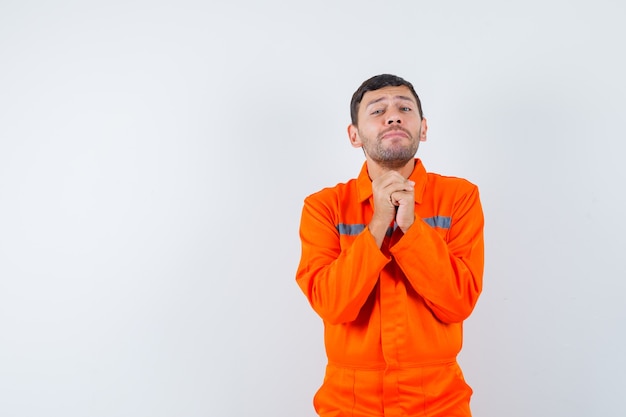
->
[1,1,625,416]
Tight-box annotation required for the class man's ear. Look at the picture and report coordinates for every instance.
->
[347,124,363,148]
[420,118,428,142]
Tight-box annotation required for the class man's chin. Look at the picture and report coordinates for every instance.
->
[374,157,415,170]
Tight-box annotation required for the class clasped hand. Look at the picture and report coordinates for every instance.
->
[369,171,415,244]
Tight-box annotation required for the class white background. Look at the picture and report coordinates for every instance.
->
[1,1,625,416]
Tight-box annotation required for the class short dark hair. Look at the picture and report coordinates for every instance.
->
[350,74,423,125]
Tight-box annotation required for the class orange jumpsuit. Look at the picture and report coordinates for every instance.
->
[296,159,484,417]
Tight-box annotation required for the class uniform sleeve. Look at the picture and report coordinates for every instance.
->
[390,184,484,323]
[295,194,389,325]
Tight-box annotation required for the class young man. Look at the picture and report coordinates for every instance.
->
[296,74,484,417]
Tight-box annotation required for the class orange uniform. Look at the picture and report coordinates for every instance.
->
[296,159,484,417]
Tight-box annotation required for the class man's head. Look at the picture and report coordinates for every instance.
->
[350,74,423,126]
[348,74,427,170]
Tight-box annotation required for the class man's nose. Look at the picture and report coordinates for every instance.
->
[386,111,402,124]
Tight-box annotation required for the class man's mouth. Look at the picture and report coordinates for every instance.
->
[381,128,410,140]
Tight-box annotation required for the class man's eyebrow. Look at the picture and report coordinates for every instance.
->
[365,95,416,108]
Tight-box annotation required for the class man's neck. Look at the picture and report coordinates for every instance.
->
[366,158,416,181]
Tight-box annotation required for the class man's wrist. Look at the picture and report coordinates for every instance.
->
[398,215,415,233]
[368,216,390,247]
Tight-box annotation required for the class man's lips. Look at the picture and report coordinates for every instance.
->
[381,129,410,140]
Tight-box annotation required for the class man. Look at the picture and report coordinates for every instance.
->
[296,74,484,417]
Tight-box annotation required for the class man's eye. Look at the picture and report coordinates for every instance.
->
[371,109,383,115]
[401,107,412,112]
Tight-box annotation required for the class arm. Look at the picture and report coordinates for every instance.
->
[295,195,389,325]
[391,184,484,323]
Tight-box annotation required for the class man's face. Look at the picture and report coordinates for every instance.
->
[348,85,427,169]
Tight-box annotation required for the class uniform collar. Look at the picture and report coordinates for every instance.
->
[356,158,428,204]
